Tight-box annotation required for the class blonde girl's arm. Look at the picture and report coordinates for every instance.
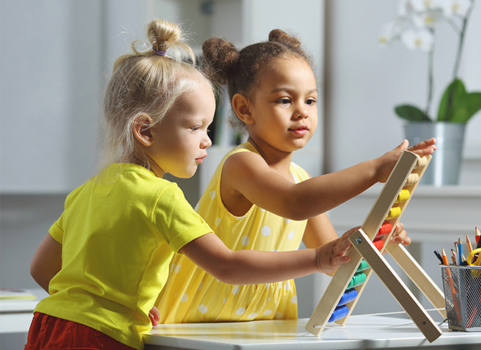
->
[180,228,358,285]
[30,234,62,293]
[221,139,436,220]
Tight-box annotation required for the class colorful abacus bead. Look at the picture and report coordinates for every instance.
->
[406,173,420,184]
[416,157,428,168]
[376,222,392,238]
[338,288,358,306]
[357,260,370,272]
[346,272,367,289]
[328,305,349,323]
[386,206,401,220]
[328,289,360,323]
[373,238,384,250]
[396,189,410,202]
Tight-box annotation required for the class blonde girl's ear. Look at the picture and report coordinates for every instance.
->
[232,93,254,125]
[132,114,155,147]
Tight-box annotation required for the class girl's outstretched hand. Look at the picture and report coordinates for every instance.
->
[376,138,436,183]
[407,137,437,157]
[315,226,360,274]
[391,222,411,246]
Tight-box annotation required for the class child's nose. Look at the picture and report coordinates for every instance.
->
[294,109,308,119]
[202,135,212,149]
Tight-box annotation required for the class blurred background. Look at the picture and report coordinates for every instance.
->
[1,0,480,348]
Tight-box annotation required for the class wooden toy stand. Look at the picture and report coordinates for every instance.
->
[306,150,446,343]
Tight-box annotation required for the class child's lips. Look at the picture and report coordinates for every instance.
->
[289,126,309,136]
[196,155,207,163]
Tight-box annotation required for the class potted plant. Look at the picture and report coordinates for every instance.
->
[379,0,481,185]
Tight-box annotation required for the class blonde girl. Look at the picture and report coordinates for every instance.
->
[155,30,436,323]
[25,21,357,350]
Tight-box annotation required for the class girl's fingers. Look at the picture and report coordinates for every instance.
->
[407,138,437,155]
[149,306,160,326]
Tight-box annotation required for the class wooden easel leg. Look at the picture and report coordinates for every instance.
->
[350,229,442,343]
[386,242,447,318]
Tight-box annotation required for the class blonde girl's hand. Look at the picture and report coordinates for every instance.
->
[149,306,160,326]
[376,138,436,183]
[315,226,360,274]
[390,222,411,246]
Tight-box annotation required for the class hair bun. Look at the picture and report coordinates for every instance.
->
[148,19,182,52]
[202,38,239,85]
[268,29,301,49]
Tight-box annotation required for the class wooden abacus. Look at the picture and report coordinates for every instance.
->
[306,150,446,343]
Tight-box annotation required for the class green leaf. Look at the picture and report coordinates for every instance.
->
[438,79,466,122]
[394,105,431,122]
[455,92,481,123]
[437,79,481,123]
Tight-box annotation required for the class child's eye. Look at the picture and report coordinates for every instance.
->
[306,98,316,105]
[277,98,291,105]
[190,126,200,132]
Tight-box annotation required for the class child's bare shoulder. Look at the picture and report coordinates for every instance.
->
[224,150,267,173]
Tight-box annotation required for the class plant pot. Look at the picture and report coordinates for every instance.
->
[404,122,466,186]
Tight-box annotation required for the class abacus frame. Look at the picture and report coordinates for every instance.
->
[305,150,446,343]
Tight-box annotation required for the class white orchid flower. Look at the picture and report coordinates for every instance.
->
[401,28,434,51]
[378,21,401,45]
[410,0,440,11]
[412,9,445,27]
[438,0,472,17]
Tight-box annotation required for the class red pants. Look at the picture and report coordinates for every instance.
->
[25,312,136,350]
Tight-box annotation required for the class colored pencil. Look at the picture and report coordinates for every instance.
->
[466,234,473,253]
[458,238,463,266]
[451,249,457,265]
[441,249,449,265]
[434,250,443,264]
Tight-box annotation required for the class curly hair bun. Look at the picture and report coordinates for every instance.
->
[268,29,301,49]
[147,19,182,52]
[202,38,239,85]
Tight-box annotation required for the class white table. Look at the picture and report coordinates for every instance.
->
[143,316,481,349]
[0,289,47,334]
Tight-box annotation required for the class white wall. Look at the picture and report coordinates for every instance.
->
[0,0,103,193]
[324,0,481,178]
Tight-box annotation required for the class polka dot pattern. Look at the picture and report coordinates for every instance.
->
[261,226,271,236]
[198,305,208,314]
[288,231,295,240]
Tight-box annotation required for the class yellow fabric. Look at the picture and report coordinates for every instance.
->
[35,163,212,349]
[156,142,310,323]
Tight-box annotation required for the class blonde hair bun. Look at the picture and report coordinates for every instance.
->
[148,19,181,53]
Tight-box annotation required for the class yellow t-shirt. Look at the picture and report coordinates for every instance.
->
[156,142,310,323]
[34,163,212,350]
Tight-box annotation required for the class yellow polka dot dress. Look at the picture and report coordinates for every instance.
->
[156,142,310,323]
